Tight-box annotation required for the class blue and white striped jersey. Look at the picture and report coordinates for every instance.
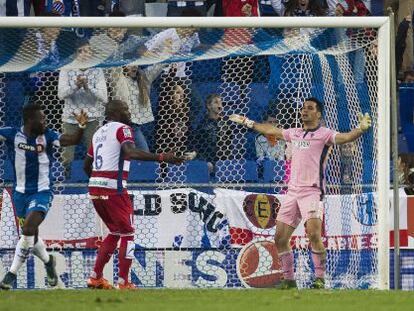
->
[0,127,61,193]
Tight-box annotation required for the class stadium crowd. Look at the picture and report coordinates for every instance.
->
[0,0,376,17]
[0,0,413,187]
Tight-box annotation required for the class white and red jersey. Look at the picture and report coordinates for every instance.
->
[87,121,135,195]
[282,126,338,191]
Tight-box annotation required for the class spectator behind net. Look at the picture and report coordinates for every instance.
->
[155,70,190,157]
[334,0,370,16]
[58,40,108,177]
[397,153,414,195]
[166,0,207,16]
[396,13,413,74]
[111,63,167,152]
[283,0,327,16]
[191,94,235,174]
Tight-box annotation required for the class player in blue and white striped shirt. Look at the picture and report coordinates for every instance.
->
[0,102,88,290]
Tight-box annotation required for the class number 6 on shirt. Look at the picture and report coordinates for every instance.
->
[94,143,103,169]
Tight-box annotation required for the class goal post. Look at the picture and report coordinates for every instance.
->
[376,16,391,291]
[0,16,391,289]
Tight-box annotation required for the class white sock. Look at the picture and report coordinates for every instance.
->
[32,237,50,264]
[10,235,35,274]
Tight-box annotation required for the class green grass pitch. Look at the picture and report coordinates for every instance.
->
[1,289,414,311]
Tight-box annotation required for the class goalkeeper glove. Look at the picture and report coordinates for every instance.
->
[358,112,372,132]
[229,114,255,128]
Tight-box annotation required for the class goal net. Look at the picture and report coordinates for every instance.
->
[0,17,390,289]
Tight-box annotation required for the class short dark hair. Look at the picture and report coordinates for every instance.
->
[206,94,220,107]
[305,97,323,114]
[23,102,42,124]
[105,100,123,116]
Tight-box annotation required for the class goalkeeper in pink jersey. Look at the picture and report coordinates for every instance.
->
[230,98,372,289]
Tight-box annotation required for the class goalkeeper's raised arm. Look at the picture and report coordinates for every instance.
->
[229,114,285,140]
[229,111,372,145]
[334,112,372,145]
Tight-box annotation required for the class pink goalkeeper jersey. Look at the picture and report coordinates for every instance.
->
[282,126,338,189]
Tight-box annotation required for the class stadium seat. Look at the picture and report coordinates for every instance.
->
[68,160,89,182]
[399,86,414,152]
[215,160,258,182]
[186,160,209,183]
[263,160,285,182]
[2,160,14,182]
[129,161,158,182]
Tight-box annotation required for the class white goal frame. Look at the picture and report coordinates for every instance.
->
[0,16,391,290]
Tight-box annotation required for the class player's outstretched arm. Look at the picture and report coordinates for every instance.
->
[335,113,372,145]
[60,109,89,147]
[229,114,284,140]
[122,142,186,165]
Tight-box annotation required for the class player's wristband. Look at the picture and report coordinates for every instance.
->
[158,153,164,162]
[78,123,86,129]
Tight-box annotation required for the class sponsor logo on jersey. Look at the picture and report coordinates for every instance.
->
[89,179,110,187]
[18,143,44,153]
[236,239,282,288]
[293,140,311,149]
[242,194,279,229]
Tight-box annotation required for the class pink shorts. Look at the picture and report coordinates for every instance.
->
[276,187,324,228]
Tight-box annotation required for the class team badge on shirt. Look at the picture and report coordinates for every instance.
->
[123,128,132,138]
[36,144,45,153]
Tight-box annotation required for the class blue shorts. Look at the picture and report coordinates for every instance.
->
[13,190,53,220]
